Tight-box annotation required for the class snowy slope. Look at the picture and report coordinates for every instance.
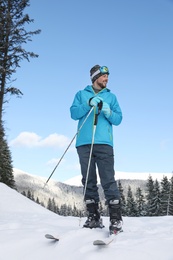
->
[1,183,173,260]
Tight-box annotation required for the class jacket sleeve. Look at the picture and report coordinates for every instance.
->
[107,96,123,126]
[70,91,91,120]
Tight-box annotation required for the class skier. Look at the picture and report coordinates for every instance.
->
[70,65,123,234]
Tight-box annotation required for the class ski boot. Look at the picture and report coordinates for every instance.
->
[83,199,104,229]
[109,199,123,235]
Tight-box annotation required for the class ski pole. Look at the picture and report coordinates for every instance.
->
[44,106,94,188]
[83,101,103,200]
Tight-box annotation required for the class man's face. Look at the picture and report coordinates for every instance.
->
[96,74,109,88]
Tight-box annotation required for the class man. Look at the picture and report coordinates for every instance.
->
[70,65,123,235]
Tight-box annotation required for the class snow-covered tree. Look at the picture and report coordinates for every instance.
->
[149,179,161,216]
[47,198,53,211]
[118,180,126,216]
[27,190,32,200]
[36,197,40,204]
[60,204,68,216]
[135,187,146,216]
[160,176,170,216]
[126,185,138,216]
[0,122,15,188]
[72,204,78,217]
[146,175,155,216]
[168,176,173,215]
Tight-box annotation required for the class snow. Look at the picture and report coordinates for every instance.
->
[1,183,173,260]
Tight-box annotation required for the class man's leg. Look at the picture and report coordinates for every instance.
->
[94,144,123,233]
[94,144,120,201]
[77,145,103,228]
[77,145,99,202]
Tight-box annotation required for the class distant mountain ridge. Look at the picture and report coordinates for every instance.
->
[64,171,172,186]
[13,168,84,210]
[13,168,172,211]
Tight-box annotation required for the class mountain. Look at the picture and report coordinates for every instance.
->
[13,168,172,211]
[13,168,84,210]
[64,170,173,186]
[13,168,148,210]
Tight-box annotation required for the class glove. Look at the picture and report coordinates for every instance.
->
[102,102,111,118]
[89,96,103,107]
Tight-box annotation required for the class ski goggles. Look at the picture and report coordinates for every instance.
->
[91,66,109,81]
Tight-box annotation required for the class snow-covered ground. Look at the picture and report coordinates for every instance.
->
[1,182,173,260]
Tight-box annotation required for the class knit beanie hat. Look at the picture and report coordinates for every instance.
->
[90,65,109,83]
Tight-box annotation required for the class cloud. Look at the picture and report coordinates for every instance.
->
[10,132,41,147]
[160,138,172,150]
[9,132,70,148]
[46,157,66,166]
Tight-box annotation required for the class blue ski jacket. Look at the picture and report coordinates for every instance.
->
[70,85,122,147]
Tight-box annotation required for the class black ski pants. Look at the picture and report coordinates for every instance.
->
[77,144,120,203]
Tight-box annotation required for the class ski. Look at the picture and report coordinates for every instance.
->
[45,234,59,241]
[93,230,122,246]
[93,236,114,246]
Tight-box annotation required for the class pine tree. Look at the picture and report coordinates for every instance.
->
[0,0,41,122]
[146,175,155,216]
[160,176,170,216]
[40,201,45,208]
[67,205,72,216]
[51,198,57,213]
[126,185,138,216]
[135,187,146,216]
[56,204,60,215]
[60,204,67,216]
[0,0,40,189]
[36,197,40,204]
[118,180,126,216]
[150,179,161,216]
[27,190,32,200]
[47,198,53,211]
[21,191,26,196]
[0,122,15,188]
[72,204,77,216]
[168,176,173,215]
[31,192,35,201]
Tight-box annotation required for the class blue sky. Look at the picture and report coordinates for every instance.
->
[4,0,173,182]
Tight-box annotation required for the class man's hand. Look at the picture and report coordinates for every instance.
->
[89,96,103,107]
[102,102,111,118]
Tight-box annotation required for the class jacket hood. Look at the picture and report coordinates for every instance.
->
[84,85,110,93]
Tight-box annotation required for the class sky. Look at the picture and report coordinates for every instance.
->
[1,182,173,260]
[3,0,173,182]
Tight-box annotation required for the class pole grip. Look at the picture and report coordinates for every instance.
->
[94,100,103,125]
